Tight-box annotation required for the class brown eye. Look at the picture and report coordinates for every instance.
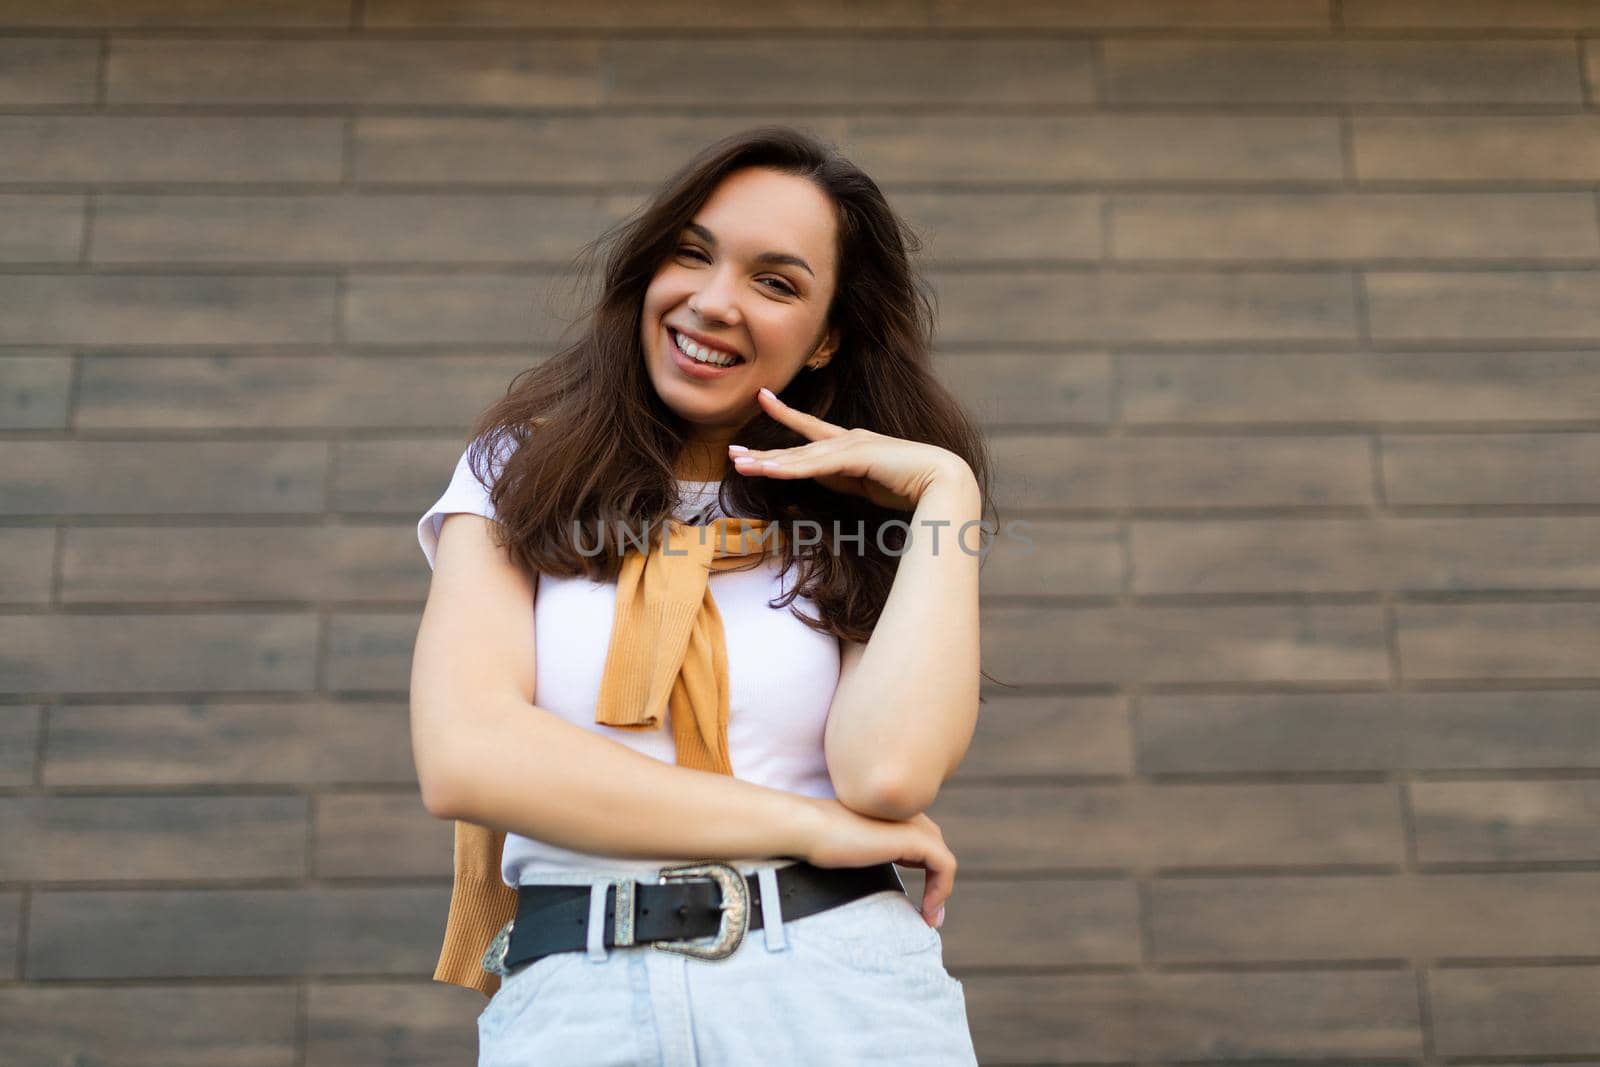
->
[676,245,796,297]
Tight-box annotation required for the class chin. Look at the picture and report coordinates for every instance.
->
[652,373,719,418]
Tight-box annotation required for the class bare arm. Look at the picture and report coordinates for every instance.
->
[414,509,965,926]
[412,511,822,858]
[823,465,983,821]
[427,687,827,859]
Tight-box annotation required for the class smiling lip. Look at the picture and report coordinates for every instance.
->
[670,324,745,360]
[667,326,745,379]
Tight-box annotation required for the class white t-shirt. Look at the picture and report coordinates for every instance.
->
[416,438,842,884]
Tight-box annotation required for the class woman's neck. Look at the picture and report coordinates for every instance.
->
[673,438,734,481]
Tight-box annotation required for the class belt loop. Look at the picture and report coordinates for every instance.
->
[756,866,787,952]
[587,881,610,961]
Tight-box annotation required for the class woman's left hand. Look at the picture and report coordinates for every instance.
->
[729,387,972,511]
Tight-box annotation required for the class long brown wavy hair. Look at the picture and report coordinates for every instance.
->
[463,124,997,659]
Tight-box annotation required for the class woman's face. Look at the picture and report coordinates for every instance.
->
[640,166,840,449]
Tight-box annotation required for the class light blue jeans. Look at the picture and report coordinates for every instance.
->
[475,860,978,1065]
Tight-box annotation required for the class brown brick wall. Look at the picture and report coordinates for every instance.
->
[2,2,1598,1063]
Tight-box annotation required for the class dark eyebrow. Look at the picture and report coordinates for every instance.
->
[682,222,814,279]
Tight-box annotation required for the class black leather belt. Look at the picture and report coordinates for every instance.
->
[483,860,903,977]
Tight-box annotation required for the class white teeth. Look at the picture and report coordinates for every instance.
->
[673,329,739,367]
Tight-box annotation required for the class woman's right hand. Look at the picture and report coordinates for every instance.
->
[799,798,955,929]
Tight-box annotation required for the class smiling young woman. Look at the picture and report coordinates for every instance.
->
[411,124,995,1065]
[639,165,840,475]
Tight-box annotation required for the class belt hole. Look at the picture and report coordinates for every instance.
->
[675,904,688,919]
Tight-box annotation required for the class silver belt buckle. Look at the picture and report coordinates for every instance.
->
[481,918,515,978]
[652,861,749,960]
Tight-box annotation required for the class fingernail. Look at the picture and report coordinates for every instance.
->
[728,444,748,453]
[759,387,775,399]
[934,905,945,929]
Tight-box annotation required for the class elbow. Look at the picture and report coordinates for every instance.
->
[411,690,492,822]
[836,769,938,822]
[414,737,469,821]
[420,778,461,821]
[418,763,463,820]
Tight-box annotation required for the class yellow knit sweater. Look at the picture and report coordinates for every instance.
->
[433,517,784,997]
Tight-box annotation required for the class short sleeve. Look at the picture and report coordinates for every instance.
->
[416,434,516,571]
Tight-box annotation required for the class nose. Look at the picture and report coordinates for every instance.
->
[688,269,742,327]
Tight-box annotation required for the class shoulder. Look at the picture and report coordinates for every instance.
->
[417,431,520,571]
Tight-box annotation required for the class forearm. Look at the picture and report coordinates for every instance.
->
[826,470,983,815]
[425,692,824,861]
